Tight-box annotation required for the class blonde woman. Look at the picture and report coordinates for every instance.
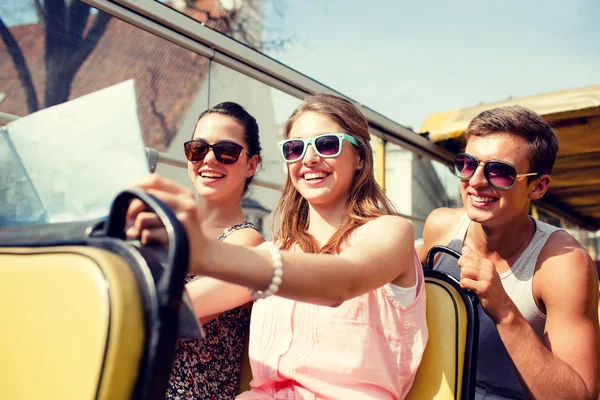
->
[129,94,427,399]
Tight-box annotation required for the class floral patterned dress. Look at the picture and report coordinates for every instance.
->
[166,221,259,399]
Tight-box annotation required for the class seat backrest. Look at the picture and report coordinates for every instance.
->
[406,269,479,400]
[0,245,145,400]
[0,189,190,400]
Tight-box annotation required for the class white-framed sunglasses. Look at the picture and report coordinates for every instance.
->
[278,133,360,163]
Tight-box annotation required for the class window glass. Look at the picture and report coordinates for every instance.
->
[0,1,209,150]
[155,0,290,53]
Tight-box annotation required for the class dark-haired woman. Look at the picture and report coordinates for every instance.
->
[128,102,264,399]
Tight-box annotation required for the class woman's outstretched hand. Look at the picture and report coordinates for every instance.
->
[125,174,206,270]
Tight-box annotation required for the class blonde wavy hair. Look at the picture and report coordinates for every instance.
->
[273,94,398,254]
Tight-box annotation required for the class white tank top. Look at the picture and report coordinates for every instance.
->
[433,213,562,399]
[384,276,417,307]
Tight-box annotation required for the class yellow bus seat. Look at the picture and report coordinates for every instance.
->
[406,246,479,400]
[0,246,144,400]
[0,189,190,400]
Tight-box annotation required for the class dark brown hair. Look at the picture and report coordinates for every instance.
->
[465,106,559,177]
[195,102,262,194]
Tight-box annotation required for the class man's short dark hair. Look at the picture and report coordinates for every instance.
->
[465,106,559,177]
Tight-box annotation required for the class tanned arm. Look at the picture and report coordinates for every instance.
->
[496,234,600,399]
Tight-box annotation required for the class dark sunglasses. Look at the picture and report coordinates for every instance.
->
[453,153,538,190]
[183,139,249,164]
[278,133,360,163]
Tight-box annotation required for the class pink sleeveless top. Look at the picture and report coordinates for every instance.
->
[237,221,428,400]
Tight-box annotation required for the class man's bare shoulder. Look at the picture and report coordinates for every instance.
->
[418,207,466,263]
[423,207,465,245]
[537,229,597,303]
[539,230,592,267]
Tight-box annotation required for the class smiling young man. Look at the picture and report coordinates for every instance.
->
[420,106,599,400]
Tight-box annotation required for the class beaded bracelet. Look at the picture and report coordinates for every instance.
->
[249,242,283,300]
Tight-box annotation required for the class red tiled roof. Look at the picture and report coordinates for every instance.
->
[172,0,231,26]
[0,1,231,150]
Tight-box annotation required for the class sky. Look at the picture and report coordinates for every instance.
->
[262,0,600,130]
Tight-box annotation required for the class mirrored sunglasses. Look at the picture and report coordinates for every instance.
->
[453,152,538,190]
